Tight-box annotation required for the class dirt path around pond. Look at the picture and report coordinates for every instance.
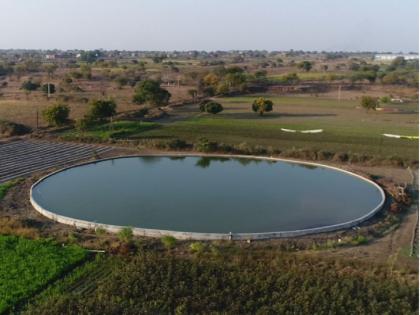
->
[0,140,418,272]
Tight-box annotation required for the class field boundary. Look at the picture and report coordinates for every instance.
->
[30,154,386,240]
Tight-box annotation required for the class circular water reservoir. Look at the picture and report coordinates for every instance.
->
[30,156,385,239]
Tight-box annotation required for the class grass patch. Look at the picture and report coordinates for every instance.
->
[0,236,87,313]
[0,179,22,201]
[138,115,418,160]
[61,121,159,141]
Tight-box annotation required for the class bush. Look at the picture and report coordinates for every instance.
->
[42,104,70,126]
[351,235,368,246]
[41,83,56,95]
[200,101,224,114]
[20,80,40,91]
[161,235,176,249]
[95,227,106,236]
[194,137,218,152]
[252,97,273,116]
[360,96,378,111]
[190,242,205,253]
[198,99,211,111]
[380,96,391,103]
[88,99,117,121]
[167,139,188,150]
[0,120,31,137]
[117,227,133,243]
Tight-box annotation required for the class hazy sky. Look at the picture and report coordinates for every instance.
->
[0,0,418,52]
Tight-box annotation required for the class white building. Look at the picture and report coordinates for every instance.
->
[375,54,419,61]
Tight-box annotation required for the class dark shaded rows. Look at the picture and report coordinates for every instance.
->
[0,140,114,183]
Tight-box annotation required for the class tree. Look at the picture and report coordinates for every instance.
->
[88,99,117,120]
[298,61,313,72]
[21,80,40,91]
[199,101,223,114]
[42,104,70,126]
[133,80,171,107]
[41,83,56,95]
[360,96,378,112]
[79,50,102,63]
[252,97,273,116]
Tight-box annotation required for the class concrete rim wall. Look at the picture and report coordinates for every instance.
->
[29,154,386,240]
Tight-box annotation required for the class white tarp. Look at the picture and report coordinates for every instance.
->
[281,128,323,134]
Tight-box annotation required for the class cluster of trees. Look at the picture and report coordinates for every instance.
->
[349,57,419,86]
[132,79,171,107]
[42,99,117,128]
[199,66,248,96]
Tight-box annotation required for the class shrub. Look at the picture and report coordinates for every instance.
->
[190,242,205,253]
[252,97,273,116]
[200,101,224,114]
[161,235,176,249]
[0,120,31,137]
[380,96,391,103]
[88,99,117,121]
[95,227,106,236]
[42,104,70,126]
[351,235,368,246]
[198,100,211,111]
[41,83,56,95]
[20,80,40,91]
[194,137,218,152]
[118,227,133,243]
[360,96,378,111]
[167,139,188,150]
[75,115,96,131]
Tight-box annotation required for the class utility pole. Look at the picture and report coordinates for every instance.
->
[338,84,342,102]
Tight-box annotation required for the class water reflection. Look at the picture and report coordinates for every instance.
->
[169,156,186,161]
[195,157,230,168]
[138,156,161,164]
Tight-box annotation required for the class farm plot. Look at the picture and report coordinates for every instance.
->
[0,140,114,183]
[0,236,87,314]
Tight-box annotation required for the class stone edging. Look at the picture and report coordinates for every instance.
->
[30,154,386,240]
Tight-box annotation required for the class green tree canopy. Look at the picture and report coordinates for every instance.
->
[88,99,117,120]
[42,104,70,126]
[298,61,313,72]
[133,80,171,107]
[360,96,378,112]
[20,80,40,91]
[199,101,224,114]
[252,97,273,116]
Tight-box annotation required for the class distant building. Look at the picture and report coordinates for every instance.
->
[375,54,419,61]
[45,54,57,60]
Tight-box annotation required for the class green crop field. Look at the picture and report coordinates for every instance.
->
[61,94,418,161]
[0,236,87,314]
[21,251,418,315]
